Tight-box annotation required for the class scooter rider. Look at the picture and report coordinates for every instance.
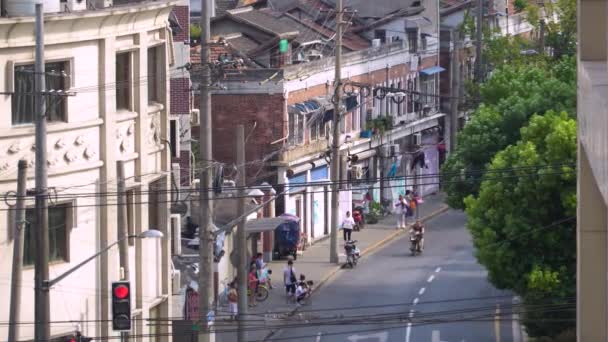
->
[410,220,425,251]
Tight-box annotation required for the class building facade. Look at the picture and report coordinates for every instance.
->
[0,1,176,340]
[577,0,608,339]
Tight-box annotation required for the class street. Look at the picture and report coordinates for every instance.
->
[267,210,523,342]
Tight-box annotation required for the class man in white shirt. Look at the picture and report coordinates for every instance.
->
[341,211,355,241]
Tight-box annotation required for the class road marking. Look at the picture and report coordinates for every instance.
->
[427,275,435,283]
[316,332,322,342]
[435,267,441,273]
[432,330,446,342]
[418,287,426,295]
[347,332,388,342]
[405,323,412,342]
[408,309,414,318]
[512,297,522,342]
[413,297,419,305]
[495,304,501,342]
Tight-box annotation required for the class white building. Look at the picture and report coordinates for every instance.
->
[0,0,177,340]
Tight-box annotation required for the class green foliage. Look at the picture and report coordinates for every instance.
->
[366,116,393,135]
[465,111,576,337]
[526,0,577,59]
[190,24,202,41]
[441,60,576,208]
[366,201,383,224]
[513,0,528,12]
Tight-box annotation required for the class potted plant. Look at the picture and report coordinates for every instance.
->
[366,116,393,135]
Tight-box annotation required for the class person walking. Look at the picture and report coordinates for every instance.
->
[395,195,409,229]
[283,259,297,303]
[248,265,258,307]
[341,211,355,241]
[227,282,238,320]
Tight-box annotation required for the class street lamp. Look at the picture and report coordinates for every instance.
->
[42,230,164,290]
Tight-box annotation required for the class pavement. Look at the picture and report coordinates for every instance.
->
[267,210,527,342]
[214,193,449,342]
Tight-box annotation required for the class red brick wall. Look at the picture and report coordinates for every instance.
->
[173,5,190,42]
[170,78,190,115]
[192,93,286,181]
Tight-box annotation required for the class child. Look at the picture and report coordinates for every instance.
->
[296,280,314,306]
[258,268,273,289]
[227,283,238,320]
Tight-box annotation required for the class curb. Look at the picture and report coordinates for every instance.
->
[260,204,450,341]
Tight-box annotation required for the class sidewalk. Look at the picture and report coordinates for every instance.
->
[214,193,448,342]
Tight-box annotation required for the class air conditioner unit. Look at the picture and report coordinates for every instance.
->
[413,133,422,146]
[191,109,200,126]
[350,165,363,180]
[65,0,87,11]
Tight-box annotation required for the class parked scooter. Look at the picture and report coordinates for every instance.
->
[344,240,360,268]
[410,231,423,256]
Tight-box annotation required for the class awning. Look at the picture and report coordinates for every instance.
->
[245,217,292,233]
[420,66,446,76]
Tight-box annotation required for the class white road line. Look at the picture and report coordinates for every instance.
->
[316,332,322,342]
[405,323,412,342]
[427,274,435,283]
[431,330,441,342]
[408,309,414,318]
[418,287,426,295]
[413,297,419,305]
[435,267,441,273]
[512,297,522,342]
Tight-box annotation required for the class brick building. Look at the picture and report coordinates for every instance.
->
[191,1,446,245]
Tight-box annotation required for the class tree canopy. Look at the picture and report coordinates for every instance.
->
[464,111,576,337]
[441,57,575,209]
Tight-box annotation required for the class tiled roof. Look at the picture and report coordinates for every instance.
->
[228,7,300,36]
[225,34,260,53]
[323,0,419,19]
[216,0,239,16]
[282,12,369,50]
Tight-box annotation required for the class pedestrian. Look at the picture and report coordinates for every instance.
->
[341,211,355,241]
[255,252,265,270]
[248,265,258,307]
[227,282,238,320]
[395,195,409,229]
[283,260,297,303]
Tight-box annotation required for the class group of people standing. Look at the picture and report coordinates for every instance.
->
[283,259,314,306]
[395,190,418,229]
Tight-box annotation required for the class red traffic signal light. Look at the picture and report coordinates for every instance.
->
[113,284,129,299]
[111,281,131,331]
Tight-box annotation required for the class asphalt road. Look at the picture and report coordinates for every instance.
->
[268,210,525,342]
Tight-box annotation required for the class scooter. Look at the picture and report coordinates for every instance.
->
[344,240,360,268]
[410,232,423,256]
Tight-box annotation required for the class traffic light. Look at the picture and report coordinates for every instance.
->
[111,281,131,331]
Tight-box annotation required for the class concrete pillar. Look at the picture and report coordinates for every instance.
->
[577,144,608,341]
[578,0,608,61]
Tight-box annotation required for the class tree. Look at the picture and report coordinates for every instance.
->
[441,57,575,209]
[464,111,576,337]
[525,0,577,58]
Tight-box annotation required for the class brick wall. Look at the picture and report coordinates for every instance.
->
[170,78,190,115]
[173,5,190,42]
[193,93,286,181]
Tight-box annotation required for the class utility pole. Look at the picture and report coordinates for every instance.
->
[329,0,344,264]
[199,0,214,340]
[539,20,545,55]
[235,125,248,342]
[449,29,460,152]
[116,161,129,341]
[475,0,483,83]
[8,160,27,342]
[34,3,51,341]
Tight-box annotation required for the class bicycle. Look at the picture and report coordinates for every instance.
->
[216,278,232,308]
[249,283,270,302]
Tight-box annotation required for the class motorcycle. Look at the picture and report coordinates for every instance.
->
[344,240,360,268]
[410,231,423,256]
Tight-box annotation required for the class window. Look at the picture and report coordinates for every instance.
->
[406,78,414,113]
[318,120,325,139]
[12,61,69,125]
[170,119,178,158]
[24,203,72,266]
[309,113,318,141]
[407,28,418,53]
[421,35,428,51]
[288,111,304,146]
[148,179,164,231]
[116,52,132,111]
[420,76,435,106]
[148,46,163,103]
[374,29,386,43]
